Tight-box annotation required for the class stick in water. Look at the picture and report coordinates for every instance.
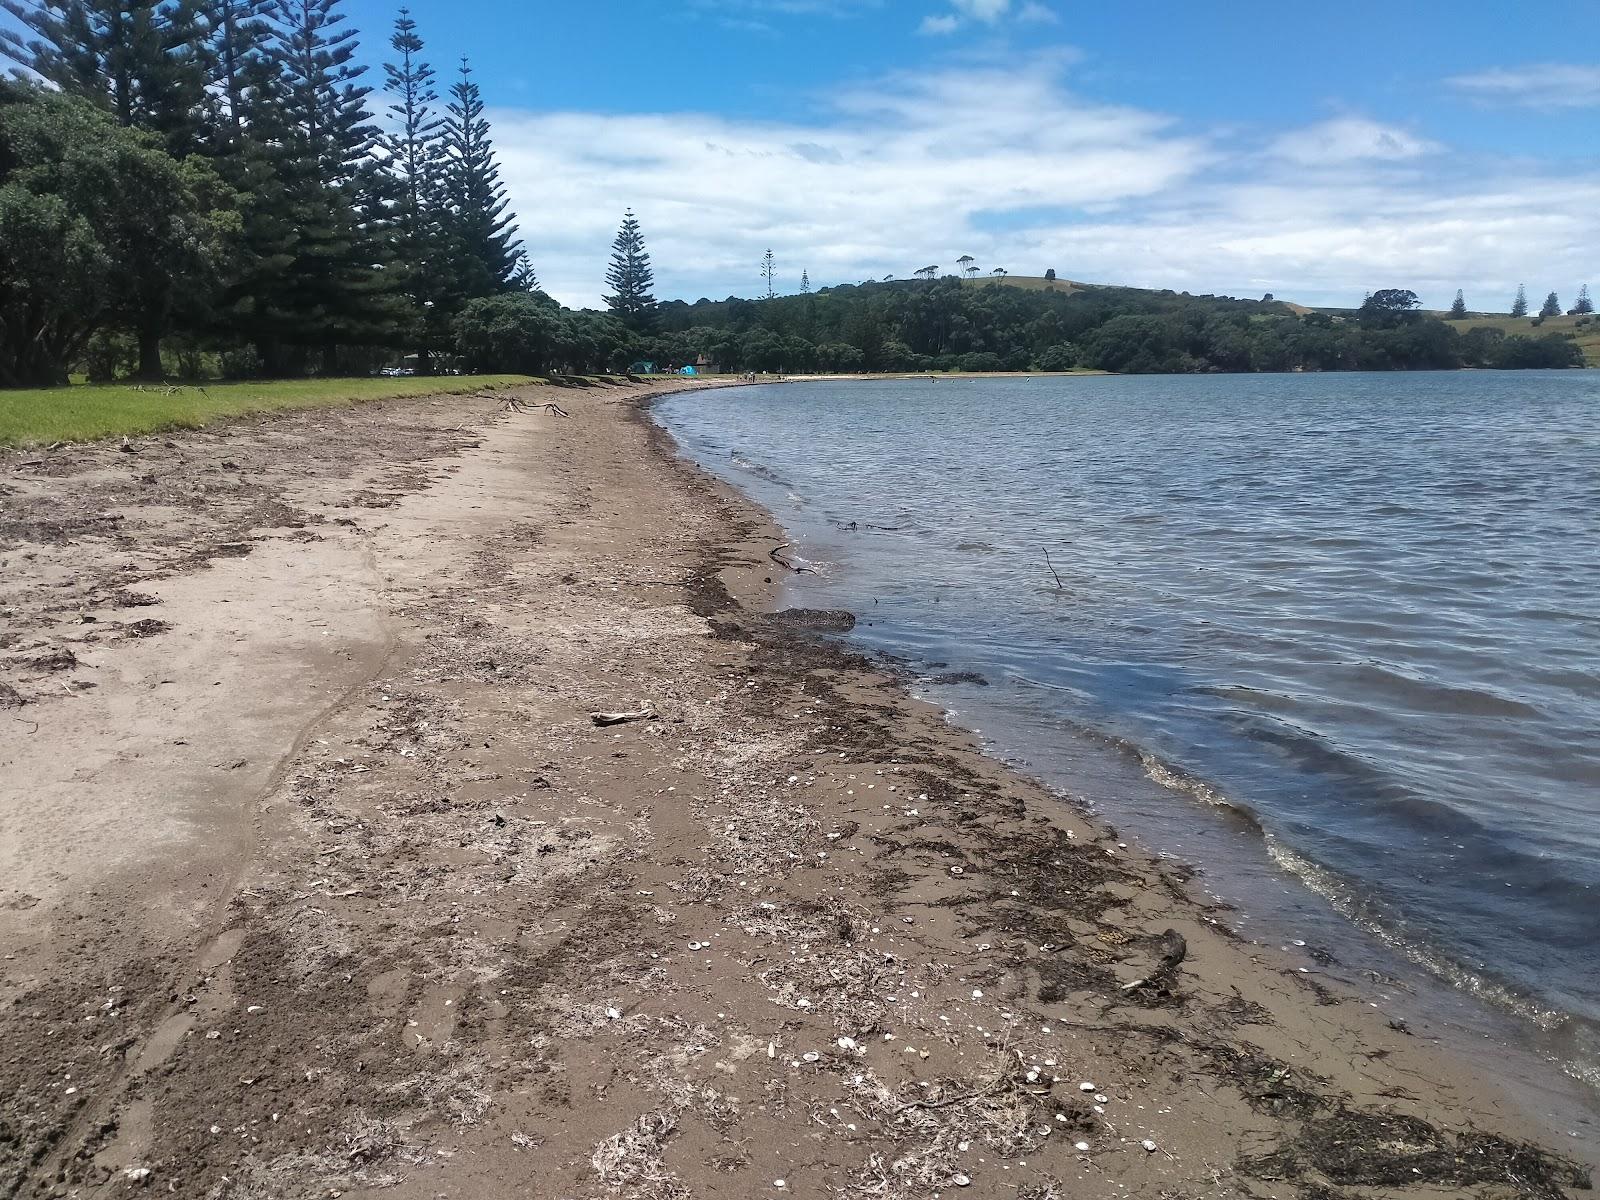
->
[1043,548,1064,590]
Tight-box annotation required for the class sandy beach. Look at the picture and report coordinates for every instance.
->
[0,379,1589,1199]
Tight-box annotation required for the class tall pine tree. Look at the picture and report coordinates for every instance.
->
[0,0,208,152]
[604,209,656,330]
[382,8,449,366]
[1510,284,1528,318]
[1576,284,1594,315]
[1447,289,1466,319]
[442,57,521,297]
[197,0,276,152]
[235,0,401,370]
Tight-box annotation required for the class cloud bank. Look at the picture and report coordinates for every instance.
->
[491,56,1600,311]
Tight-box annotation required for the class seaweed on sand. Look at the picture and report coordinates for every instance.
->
[1241,1106,1592,1199]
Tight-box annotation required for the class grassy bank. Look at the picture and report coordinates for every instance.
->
[1449,313,1600,366]
[0,375,536,446]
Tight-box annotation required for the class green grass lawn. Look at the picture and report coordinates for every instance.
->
[1444,313,1600,366]
[0,375,537,447]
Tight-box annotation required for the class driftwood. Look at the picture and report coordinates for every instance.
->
[1043,548,1064,590]
[769,544,818,574]
[591,704,656,727]
[494,395,570,417]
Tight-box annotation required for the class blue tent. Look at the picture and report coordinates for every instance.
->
[679,365,698,376]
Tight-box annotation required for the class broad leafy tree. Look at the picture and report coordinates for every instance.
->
[0,82,234,383]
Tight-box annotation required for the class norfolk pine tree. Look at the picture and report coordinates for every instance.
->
[443,57,523,298]
[1511,284,1528,318]
[247,0,403,369]
[383,9,449,366]
[0,0,209,153]
[1448,289,1467,319]
[1540,291,1562,318]
[1576,284,1594,315]
[604,210,657,330]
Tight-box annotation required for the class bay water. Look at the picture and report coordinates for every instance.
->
[654,372,1600,1142]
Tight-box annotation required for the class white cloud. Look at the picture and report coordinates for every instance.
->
[919,0,1057,34]
[490,55,1600,312]
[950,0,1011,19]
[1269,117,1439,166]
[1447,63,1600,109]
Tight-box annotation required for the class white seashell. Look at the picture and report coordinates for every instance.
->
[1094,1094,1107,1103]
[802,1051,821,1063]
[1075,1141,1090,1152]
[952,1174,971,1187]
[605,1007,621,1020]
[1142,1139,1158,1152]
[1080,1081,1096,1092]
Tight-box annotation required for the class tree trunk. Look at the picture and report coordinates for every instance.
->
[136,326,164,382]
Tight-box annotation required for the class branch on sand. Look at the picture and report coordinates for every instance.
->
[770,544,817,574]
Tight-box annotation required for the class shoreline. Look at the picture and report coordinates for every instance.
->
[0,379,1589,1197]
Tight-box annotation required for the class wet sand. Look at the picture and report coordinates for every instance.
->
[0,379,1589,1198]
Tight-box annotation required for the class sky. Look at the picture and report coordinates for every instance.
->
[14,1,1600,311]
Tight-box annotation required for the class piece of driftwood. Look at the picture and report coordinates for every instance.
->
[769,544,817,574]
[591,704,656,726]
[1044,548,1064,590]
[493,395,571,417]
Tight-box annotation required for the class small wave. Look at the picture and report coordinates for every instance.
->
[729,452,794,488]
[1138,752,1266,833]
[1341,663,1544,719]
[1265,839,1572,1035]
[1138,749,1592,1075]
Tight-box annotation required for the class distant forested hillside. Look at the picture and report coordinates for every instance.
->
[636,280,1585,375]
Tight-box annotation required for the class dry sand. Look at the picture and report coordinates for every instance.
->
[0,379,1590,1199]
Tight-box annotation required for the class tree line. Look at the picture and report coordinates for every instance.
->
[1450,284,1594,321]
[617,277,1584,376]
[0,0,544,385]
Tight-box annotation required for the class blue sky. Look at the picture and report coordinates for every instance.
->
[12,1,1598,310]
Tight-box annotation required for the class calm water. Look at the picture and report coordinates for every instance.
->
[654,372,1600,1139]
